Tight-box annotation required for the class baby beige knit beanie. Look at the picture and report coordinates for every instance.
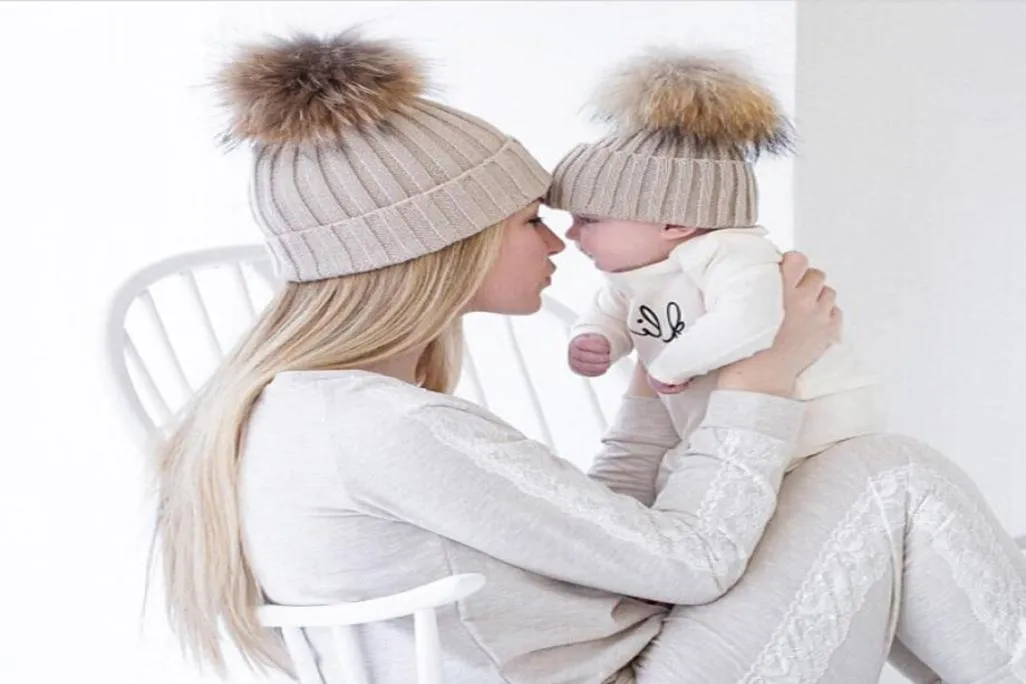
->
[548,50,793,229]
[216,30,550,282]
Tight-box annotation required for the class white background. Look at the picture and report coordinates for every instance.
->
[0,2,1021,683]
[795,5,1026,681]
[796,0,1026,562]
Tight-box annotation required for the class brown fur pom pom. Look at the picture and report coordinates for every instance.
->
[215,30,426,146]
[589,49,793,155]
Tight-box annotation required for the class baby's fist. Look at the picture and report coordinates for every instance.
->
[568,334,612,377]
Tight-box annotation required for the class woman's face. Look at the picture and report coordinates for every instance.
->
[468,200,565,314]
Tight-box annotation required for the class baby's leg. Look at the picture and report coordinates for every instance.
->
[790,384,889,466]
[634,434,1026,684]
[653,374,719,492]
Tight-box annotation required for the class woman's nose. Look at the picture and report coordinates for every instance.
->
[546,226,566,255]
[565,222,579,242]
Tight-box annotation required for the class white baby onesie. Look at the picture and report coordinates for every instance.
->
[572,227,885,467]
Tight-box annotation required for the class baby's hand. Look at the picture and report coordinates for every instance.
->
[568,334,612,377]
[647,374,690,394]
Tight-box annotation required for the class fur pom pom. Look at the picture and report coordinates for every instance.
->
[215,30,427,146]
[589,49,793,155]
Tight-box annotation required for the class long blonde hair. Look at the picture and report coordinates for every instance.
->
[151,222,505,675]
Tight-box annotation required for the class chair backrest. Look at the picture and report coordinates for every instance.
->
[106,244,629,465]
[106,245,277,447]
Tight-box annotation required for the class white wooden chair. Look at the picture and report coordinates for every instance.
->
[106,243,628,683]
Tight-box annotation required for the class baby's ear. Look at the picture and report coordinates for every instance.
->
[663,225,700,241]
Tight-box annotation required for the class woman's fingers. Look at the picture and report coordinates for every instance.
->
[830,306,845,340]
[781,251,810,290]
[799,268,827,297]
[782,252,829,309]
[818,285,837,310]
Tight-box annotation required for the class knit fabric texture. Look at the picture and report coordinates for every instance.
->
[249,99,550,281]
[548,133,757,229]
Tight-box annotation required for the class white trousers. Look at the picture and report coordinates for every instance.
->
[635,434,1026,684]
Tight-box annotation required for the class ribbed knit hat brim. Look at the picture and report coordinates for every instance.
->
[255,131,549,281]
[548,139,757,228]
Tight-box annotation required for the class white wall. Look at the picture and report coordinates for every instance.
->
[797,5,1026,682]
[795,0,1026,538]
[0,2,794,682]
[796,9,1025,681]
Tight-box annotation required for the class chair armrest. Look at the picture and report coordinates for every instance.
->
[257,573,486,628]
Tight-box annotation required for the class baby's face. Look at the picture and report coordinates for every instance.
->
[565,215,681,273]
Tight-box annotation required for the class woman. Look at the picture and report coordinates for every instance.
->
[154,31,1026,683]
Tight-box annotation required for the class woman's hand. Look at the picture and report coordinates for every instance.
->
[717,252,842,397]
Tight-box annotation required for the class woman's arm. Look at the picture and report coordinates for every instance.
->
[336,388,803,606]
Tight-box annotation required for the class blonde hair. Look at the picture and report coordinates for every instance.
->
[151,222,505,675]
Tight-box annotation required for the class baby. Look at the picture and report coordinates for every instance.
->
[547,49,884,469]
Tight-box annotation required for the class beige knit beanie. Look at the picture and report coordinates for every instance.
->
[215,30,550,282]
[548,50,793,229]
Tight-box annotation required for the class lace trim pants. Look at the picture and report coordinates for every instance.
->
[633,434,1026,684]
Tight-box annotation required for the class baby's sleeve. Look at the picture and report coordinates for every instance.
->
[647,235,784,385]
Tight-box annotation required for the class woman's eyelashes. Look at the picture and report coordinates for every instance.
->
[527,216,548,227]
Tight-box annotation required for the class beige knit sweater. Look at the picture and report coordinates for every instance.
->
[240,369,804,683]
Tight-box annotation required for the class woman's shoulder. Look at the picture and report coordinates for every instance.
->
[258,370,531,475]
[264,369,510,432]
